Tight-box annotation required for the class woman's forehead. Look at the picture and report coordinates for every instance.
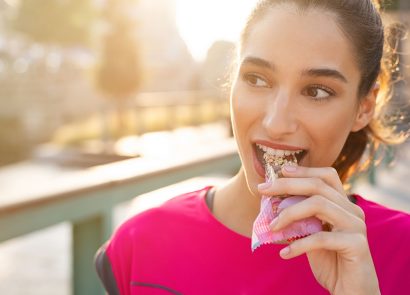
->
[240,4,360,80]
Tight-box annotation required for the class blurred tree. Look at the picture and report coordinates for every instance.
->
[0,116,30,166]
[383,0,410,10]
[96,0,142,139]
[10,0,96,46]
[382,0,397,10]
[0,0,99,166]
[399,0,410,9]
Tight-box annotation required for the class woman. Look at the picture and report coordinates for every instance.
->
[95,1,410,294]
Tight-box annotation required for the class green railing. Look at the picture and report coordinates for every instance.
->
[0,139,241,294]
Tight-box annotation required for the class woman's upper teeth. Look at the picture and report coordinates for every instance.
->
[256,144,303,156]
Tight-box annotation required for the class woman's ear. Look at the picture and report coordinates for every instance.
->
[351,84,378,132]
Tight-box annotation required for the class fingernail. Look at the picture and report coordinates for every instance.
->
[269,217,279,230]
[283,165,297,172]
[258,179,272,190]
[280,246,290,257]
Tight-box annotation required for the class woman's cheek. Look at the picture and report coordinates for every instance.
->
[232,90,264,121]
[231,92,249,122]
[309,113,352,166]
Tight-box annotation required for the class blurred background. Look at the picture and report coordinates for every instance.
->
[0,0,408,294]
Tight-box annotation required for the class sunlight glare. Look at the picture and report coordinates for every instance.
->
[176,0,256,61]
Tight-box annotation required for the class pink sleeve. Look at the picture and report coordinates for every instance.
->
[105,217,138,295]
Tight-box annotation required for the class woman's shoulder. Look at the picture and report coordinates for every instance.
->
[354,194,410,223]
[354,194,410,236]
[95,188,211,295]
[353,195,410,292]
[111,186,212,242]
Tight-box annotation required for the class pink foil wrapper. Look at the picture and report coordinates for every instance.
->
[251,165,323,251]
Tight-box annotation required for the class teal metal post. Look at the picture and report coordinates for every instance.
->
[72,211,112,295]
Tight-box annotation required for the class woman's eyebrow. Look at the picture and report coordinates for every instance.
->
[240,56,275,71]
[302,68,348,83]
[240,57,348,83]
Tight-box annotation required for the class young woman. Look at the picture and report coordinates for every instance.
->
[95,1,410,294]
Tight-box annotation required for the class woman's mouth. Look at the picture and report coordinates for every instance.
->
[253,143,308,178]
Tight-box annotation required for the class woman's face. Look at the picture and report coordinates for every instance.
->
[231,4,372,196]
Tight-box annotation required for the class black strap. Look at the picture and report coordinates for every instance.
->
[94,242,120,295]
[205,187,216,213]
[348,194,357,204]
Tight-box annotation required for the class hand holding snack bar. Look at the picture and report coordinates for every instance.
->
[257,164,380,294]
[252,147,323,250]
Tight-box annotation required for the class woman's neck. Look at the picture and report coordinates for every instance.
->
[213,170,261,238]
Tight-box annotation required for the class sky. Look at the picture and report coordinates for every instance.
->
[175,0,256,61]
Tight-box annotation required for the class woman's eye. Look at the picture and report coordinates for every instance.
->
[303,85,335,101]
[243,73,269,88]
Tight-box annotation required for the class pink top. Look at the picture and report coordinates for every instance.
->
[95,187,410,295]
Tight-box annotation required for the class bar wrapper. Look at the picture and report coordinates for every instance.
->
[251,164,323,251]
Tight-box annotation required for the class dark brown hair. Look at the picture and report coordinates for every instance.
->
[238,0,408,183]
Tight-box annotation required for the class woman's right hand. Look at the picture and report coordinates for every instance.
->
[259,165,380,295]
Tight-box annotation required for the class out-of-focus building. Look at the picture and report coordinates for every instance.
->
[136,0,198,91]
[200,40,236,93]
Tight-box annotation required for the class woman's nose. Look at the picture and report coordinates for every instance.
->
[262,91,298,136]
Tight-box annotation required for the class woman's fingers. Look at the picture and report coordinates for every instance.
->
[259,176,365,220]
[279,231,369,260]
[282,165,345,195]
[270,195,366,232]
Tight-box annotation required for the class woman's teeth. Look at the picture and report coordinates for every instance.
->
[256,144,303,157]
[256,144,302,166]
